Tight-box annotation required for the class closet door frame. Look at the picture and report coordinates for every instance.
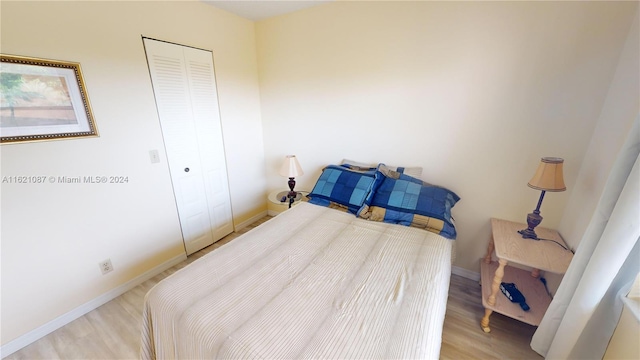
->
[143,37,234,255]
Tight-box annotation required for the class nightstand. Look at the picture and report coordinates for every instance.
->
[267,190,305,216]
[480,218,573,333]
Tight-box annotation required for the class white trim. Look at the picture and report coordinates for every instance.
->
[622,296,640,322]
[452,265,480,282]
[0,253,187,357]
[234,210,268,231]
[267,209,281,217]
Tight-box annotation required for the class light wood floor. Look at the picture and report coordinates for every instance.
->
[5,216,542,360]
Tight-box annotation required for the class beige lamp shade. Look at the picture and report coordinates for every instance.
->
[527,157,566,192]
[279,155,303,178]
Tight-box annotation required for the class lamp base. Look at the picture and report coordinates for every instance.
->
[518,211,543,240]
[518,228,539,240]
[287,177,297,208]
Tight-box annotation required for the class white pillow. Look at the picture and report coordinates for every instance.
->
[340,159,375,169]
[340,159,423,179]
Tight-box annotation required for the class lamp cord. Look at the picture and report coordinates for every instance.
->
[536,237,575,253]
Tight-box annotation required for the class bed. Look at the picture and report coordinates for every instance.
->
[141,163,459,359]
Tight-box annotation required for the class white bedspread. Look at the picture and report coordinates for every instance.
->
[141,202,453,359]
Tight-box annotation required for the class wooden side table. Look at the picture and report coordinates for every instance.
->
[480,218,573,333]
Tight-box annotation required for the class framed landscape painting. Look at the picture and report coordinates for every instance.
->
[0,54,98,144]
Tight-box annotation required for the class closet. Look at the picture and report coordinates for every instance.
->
[143,38,233,255]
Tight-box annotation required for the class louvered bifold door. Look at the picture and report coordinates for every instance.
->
[144,38,233,255]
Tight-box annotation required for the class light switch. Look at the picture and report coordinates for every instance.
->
[149,150,160,164]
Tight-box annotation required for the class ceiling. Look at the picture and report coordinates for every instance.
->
[204,1,333,21]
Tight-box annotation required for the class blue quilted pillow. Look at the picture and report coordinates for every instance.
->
[359,167,460,239]
[307,165,377,214]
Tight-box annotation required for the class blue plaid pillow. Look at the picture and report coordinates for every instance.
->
[307,165,377,214]
[359,167,460,239]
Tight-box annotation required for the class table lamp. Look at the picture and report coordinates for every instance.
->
[279,155,303,208]
[518,157,566,240]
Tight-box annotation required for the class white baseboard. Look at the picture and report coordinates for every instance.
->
[234,210,268,231]
[452,266,480,282]
[267,209,280,217]
[0,253,187,358]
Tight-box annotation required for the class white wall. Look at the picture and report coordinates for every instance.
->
[603,302,640,360]
[558,10,640,249]
[0,1,265,347]
[604,274,640,360]
[255,1,638,272]
[539,6,640,295]
[2,0,638,353]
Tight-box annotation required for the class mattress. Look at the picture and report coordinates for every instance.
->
[140,202,453,359]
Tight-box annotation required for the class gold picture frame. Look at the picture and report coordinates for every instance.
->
[0,54,98,144]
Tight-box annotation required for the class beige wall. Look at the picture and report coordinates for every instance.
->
[0,1,265,346]
[255,1,638,272]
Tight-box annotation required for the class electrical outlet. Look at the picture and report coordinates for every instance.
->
[99,259,113,275]
[149,150,160,164]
